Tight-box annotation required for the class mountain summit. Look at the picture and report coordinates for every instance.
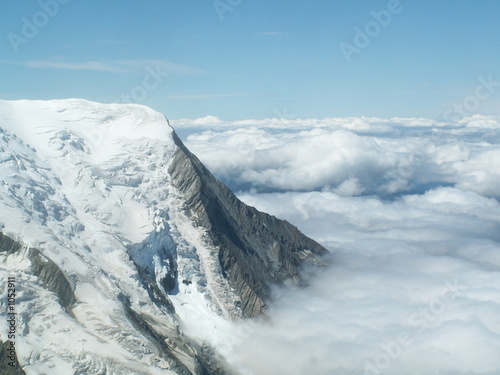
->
[0,99,327,374]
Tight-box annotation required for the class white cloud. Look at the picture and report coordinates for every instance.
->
[463,115,500,129]
[0,58,204,75]
[218,188,500,375]
[176,115,500,374]
[181,116,500,198]
[175,115,224,126]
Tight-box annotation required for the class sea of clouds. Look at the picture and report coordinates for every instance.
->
[174,115,500,375]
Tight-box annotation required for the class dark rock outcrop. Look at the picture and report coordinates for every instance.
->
[0,232,23,255]
[120,294,231,375]
[0,232,76,312]
[168,131,328,317]
[27,248,76,311]
[0,340,26,375]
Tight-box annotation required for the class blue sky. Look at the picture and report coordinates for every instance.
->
[1,0,500,120]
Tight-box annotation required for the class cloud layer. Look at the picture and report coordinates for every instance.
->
[174,115,500,374]
[177,115,500,198]
[221,189,500,375]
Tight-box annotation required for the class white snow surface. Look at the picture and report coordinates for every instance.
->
[0,99,235,374]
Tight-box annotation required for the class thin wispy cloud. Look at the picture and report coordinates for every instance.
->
[254,31,286,36]
[167,94,257,100]
[92,38,127,46]
[19,60,130,73]
[117,59,205,75]
[0,59,204,75]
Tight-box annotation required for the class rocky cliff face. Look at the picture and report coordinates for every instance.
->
[169,131,328,317]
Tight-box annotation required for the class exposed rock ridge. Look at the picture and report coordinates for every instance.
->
[168,131,328,317]
[120,294,231,375]
[0,232,76,312]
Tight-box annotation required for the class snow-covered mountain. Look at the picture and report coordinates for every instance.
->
[0,99,327,375]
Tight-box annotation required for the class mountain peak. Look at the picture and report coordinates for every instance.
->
[0,99,174,161]
[0,99,328,374]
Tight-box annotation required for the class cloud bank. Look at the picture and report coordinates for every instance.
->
[174,115,500,374]
[222,189,500,375]
[176,115,500,198]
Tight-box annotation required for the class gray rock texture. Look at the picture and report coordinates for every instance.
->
[0,340,26,375]
[0,232,76,312]
[168,131,328,317]
[27,248,76,312]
